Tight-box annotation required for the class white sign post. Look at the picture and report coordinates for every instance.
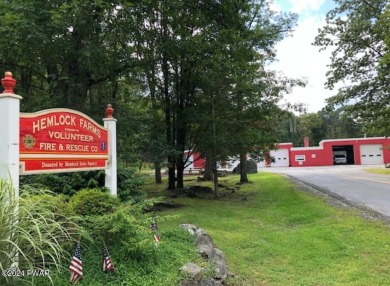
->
[104,104,118,196]
[0,72,22,195]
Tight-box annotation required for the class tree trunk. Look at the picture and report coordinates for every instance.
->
[146,67,163,185]
[154,162,162,184]
[203,150,213,181]
[212,156,219,198]
[163,56,176,189]
[175,125,186,188]
[167,161,176,190]
[240,152,249,183]
[211,94,219,197]
[176,159,184,189]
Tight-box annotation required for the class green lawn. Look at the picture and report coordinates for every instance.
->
[32,172,390,286]
[150,172,390,286]
[365,168,390,175]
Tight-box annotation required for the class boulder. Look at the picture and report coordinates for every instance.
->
[213,248,228,281]
[180,262,203,281]
[197,244,215,259]
[200,279,223,286]
[181,280,200,286]
[232,160,257,174]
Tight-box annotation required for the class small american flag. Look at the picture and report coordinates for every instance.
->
[102,246,115,272]
[151,220,161,243]
[69,243,83,284]
[154,234,161,242]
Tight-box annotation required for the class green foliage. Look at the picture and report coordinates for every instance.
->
[68,188,120,216]
[68,188,153,253]
[32,228,197,286]
[20,169,145,201]
[19,171,105,196]
[148,173,390,285]
[117,168,146,202]
[314,0,389,136]
[1,0,304,191]
[0,179,81,286]
[0,0,132,113]
[380,6,390,65]
[130,0,303,189]
[277,107,364,147]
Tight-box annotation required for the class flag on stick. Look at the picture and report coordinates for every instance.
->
[69,243,83,284]
[150,220,160,245]
[102,245,115,272]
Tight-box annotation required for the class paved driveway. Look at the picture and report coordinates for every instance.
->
[262,165,390,217]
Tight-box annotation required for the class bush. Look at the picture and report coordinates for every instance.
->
[19,168,146,201]
[117,168,146,201]
[0,180,82,286]
[19,171,105,196]
[68,188,120,216]
[67,188,153,252]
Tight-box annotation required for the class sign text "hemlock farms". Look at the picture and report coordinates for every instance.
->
[32,115,101,137]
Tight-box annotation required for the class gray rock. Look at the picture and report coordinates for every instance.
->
[181,280,200,286]
[213,260,228,281]
[197,244,215,259]
[180,224,214,248]
[180,224,202,236]
[212,249,228,280]
[385,163,390,168]
[197,233,214,246]
[180,263,203,281]
[200,279,223,286]
[213,248,225,261]
[233,160,257,174]
[180,224,229,285]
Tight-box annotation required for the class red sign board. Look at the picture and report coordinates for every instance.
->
[19,109,109,174]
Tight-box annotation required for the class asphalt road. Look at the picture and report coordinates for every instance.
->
[262,165,390,217]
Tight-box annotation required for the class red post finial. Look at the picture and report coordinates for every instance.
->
[106,104,114,118]
[1,71,16,94]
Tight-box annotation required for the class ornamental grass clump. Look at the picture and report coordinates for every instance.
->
[0,179,81,285]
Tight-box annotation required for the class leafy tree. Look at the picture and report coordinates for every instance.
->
[380,5,390,65]
[115,90,167,184]
[298,113,325,146]
[0,0,135,113]
[277,107,364,146]
[315,0,389,136]
[318,107,364,139]
[130,0,288,189]
[195,1,300,184]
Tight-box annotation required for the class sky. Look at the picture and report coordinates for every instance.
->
[270,0,337,113]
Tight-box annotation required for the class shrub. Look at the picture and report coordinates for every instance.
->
[0,180,81,286]
[67,188,159,253]
[20,168,146,201]
[19,170,105,196]
[117,168,146,201]
[68,188,120,216]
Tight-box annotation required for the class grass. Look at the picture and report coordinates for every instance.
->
[32,227,198,286]
[26,171,390,285]
[147,172,390,286]
[365,168,390,175]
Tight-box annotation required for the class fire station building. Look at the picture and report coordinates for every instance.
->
[270,137,390,167]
